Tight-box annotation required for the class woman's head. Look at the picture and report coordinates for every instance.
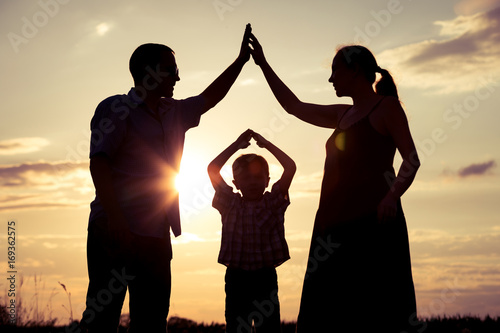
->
[330,45,398,99]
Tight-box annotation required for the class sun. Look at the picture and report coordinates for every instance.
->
[175,151,213,199]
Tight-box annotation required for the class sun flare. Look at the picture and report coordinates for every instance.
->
[175,152,212,196]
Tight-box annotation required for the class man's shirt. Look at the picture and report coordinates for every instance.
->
[89,88,205,238]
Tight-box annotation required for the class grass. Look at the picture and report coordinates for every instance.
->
[1,315,500,332]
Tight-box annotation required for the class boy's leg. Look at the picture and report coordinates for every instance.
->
[225,268,254,333]
[127,233,172,333]
[81,220,128,333]
[252,268,281,333]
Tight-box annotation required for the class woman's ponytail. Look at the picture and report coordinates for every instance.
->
[337,45,399,99]
[375,67,399,99]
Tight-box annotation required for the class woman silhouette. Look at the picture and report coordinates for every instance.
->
[250,34,420,332]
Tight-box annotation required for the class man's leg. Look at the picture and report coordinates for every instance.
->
[128,233,172,333]
[81,220,128,333]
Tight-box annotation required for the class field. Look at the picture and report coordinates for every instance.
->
[1,315,500,333]
[1,278,499,333]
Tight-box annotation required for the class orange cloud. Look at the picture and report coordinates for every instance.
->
[378,6,500,94]
[0,137,50,155]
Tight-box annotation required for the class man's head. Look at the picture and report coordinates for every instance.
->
[129,43,180,98]
[232,154,270,201]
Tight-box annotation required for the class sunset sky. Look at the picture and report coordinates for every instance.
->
[1,0,499,325]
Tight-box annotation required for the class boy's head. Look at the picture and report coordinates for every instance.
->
[232,154,270,201]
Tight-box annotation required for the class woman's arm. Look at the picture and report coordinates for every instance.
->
[250,33,348,129]
[378,97,421,223]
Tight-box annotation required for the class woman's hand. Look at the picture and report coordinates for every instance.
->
[377,192,398,224]
[249,33,267,66]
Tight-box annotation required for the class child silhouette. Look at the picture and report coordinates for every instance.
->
[208,129,296,333]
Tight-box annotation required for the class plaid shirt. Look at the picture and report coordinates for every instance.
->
[213,182,290,270]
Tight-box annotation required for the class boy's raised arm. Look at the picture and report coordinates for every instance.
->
[207,129,253,189]
[252,132,296,194]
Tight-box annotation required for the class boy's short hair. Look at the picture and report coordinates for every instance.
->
[232,154,269,180]
[129,43,174,85]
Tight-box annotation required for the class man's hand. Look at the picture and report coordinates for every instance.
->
[237,23,252,63]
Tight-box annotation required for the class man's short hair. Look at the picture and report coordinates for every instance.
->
[129,43,174,85]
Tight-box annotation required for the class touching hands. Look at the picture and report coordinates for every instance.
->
[235,129,253,149]
[251,131,269,148]
[235,129,270,149]
[236,23,266,66]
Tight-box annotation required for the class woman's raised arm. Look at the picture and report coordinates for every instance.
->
[250,33,348,129]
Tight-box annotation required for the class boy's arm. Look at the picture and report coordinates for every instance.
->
[200,24,252,113]
[207,129,253,189]
[252,132,296,194]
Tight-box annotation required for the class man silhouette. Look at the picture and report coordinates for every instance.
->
[81,25,252,333]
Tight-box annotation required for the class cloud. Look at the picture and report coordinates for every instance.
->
[172,232,205,245]
[238,78,257,86]
[410,228,500,258]
[0,202,80,212]
[18,234,86,248]
[458,160,496,177]
[290,171,322,198]
[0,137,50,155]
[409,227,500,317]
[377,6,500,94]
[455,0,500,15]
[95,22,111,36]
[0,161,90,188]
[0,161,92,212]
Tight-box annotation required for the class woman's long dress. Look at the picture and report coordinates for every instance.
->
[296,100,417,332]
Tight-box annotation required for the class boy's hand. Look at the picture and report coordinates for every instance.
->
[252,131,269,148]
[237,23,252,63]
[236,129,254,149]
